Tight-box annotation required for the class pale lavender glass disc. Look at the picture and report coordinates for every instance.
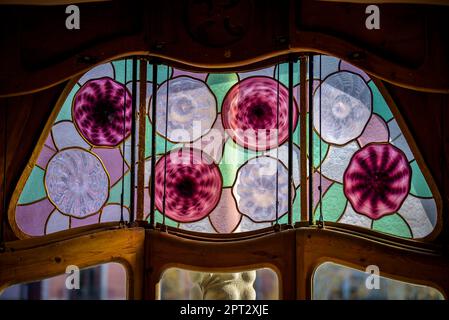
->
[314,71,372,145]
[149,76,217,143]
[233,156,292,222]
[45,148,109,218]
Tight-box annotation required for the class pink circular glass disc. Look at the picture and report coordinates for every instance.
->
[343,143,411,220]
[154,148,222,222]
[73,77,132,147]
[221,77,298,151]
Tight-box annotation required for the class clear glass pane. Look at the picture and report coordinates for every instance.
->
[159,267,279,300]
[0,262,126,300]
[313,262,444,300]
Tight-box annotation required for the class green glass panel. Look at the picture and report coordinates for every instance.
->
[276,188,302,224]
[145,117,152,158]
[112,59,134,84]
[113,60,172,84]
[311,130,329,169]
[113,59,172,84]
[153,65,172,84]
[114,60,172,84]
[372,213,412,238]
[206,73,238,112]
[56,84,79,122]
[410,160,433,198]
[219,163,239,188]
[155,209,178,227]
[18,166,47,204]
[278,214,288,224]
[108,172,130,205]
[145,116,176,158]
[115,61,172,84]
[293,187,301,222]
[276,62,300,87]
[369,81,393,122]
[304,114,329,169]
[219,139,260,187]
[293,120,300,145]
[315,183,346,222]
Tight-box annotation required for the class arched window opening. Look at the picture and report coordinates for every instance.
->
[0,262,126,300]
[313,262,444,300]
[159,267,279,300]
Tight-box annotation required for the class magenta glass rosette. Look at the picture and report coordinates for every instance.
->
[73,77,132,147]
[154,148,223,222]
[221,77,298,151]
[343,143,411,219]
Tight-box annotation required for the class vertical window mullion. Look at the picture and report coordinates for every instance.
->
[299,55,308,222]
[148,61,158,228]
[137,58,148,222]
[308,54,314,225]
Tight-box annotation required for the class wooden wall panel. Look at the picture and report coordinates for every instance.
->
[1,0,448,95]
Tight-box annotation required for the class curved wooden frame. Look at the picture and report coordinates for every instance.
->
[5,40,447,99]
[6,75,82,239]
[2,39,449,99]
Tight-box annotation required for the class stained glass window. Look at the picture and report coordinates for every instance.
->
[11,59,138,237]
[313,262,443,300]
[145,63,300,233]
[310,55,439,239]
[10,54,439,240]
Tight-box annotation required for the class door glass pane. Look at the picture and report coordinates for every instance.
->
[159,267,279,300]
[313,262,444,300]
[0,262,126,300]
